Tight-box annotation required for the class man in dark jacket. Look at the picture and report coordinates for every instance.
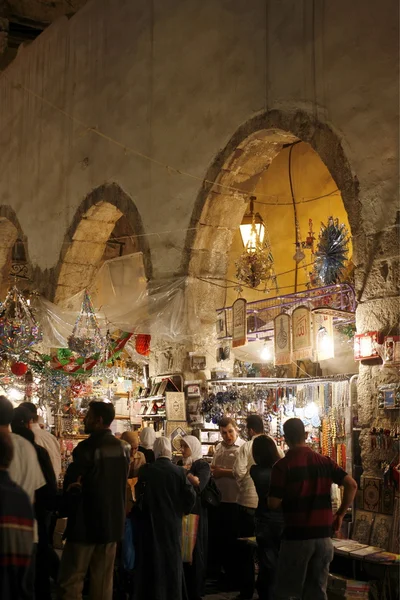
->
[58,401,129,600]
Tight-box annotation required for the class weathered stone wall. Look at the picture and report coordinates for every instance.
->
[0,0,398,470]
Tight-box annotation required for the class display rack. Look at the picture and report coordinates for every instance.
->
[139,373,183,432]
[200,375,357,466]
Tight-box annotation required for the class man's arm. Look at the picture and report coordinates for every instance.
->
[211,466,235,479]
[332,474,357,533]
[232,443,249,481]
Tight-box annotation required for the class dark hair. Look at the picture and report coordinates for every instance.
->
[19,402,38,421]
[0,396,14,426]
[0,431,14,468]
[11,406,35,445]
[218,416,238,429]
[246,414,264,434]
[283,418,306,444]
[88,401,115,426]
[252,435,281,468]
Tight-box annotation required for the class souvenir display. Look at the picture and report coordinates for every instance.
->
[363,477,382,513]
[370,514,393,550]
[352,510,375,545]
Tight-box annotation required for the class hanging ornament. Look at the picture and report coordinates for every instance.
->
[11,361,29,377]
[68,290,104,358]
[0,287,42,358]
[92,330,116,379]
[313,217,350,285]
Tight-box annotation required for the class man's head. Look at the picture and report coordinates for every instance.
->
[0,396,13,428]
[84,401,115,434]
[283,418,307,448]
[0,431,14,470]
[19,402,38,422]
[218,416,238,446]
[246,414,264,439]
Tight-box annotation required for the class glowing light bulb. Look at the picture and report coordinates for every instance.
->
[9,388,23,401]
[260,343,272,362]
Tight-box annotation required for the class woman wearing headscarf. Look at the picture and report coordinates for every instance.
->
[134,437,196,600]
[180,435,211,600]
[138,427,156,463]
[119,431,146,591]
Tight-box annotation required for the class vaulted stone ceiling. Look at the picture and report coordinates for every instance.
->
[0,0,87,68]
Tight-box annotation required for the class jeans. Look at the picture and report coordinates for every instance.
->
[275,537,334,600]
[122,517,135,571]
[255,518,283,600]
[237,505,256,599]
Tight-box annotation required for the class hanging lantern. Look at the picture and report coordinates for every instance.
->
[239,196,266,251]
[68,290,104,357]
[236,196,274,289]
[0,286,42,358]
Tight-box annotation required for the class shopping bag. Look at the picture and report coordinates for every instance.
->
[181,514,199,563]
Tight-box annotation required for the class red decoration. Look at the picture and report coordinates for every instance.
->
[11,362,28,376]
[136,334,151,357]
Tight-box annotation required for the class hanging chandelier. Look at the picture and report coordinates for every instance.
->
[0,286,42,358]
[68,290,104,358]
[236,196,274,289]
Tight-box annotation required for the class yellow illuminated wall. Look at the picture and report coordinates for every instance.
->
[226,142,352,305]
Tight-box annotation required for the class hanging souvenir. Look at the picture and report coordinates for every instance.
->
[274,313,291,366]
[68,290,104,358]
[313,217,350,285]
[232,298,247,348]
[292,306,313,361]
[0,286,42,358]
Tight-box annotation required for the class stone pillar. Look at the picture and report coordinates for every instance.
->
[354,218,400,476]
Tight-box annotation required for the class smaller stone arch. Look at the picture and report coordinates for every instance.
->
[54,183,152,303]
[0,206,29,298]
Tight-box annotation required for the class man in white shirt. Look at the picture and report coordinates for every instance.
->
[20,402,61,481]
[210,416,245,589]
[0,395,46,597]
[232,414,266,600]
[0,396,46,506]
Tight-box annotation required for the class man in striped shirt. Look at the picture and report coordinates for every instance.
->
[0,430,34,600]
[268,418,357,600]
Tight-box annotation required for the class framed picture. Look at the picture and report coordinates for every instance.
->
[189,354,206,371]
[370,514,393,550]
[352,510,374,545]
[165,421,190,451]
[165,392,187,422]
[381,487,394,515]
[363,477,381,513]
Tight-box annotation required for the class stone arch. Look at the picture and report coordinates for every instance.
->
[184,110,359,321]
[0,206,29,297]
[54,183,152,303]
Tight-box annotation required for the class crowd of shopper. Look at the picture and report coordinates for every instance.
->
[0,394,357,600]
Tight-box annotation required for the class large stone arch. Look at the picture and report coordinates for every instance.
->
[54,183,152,303]
[183,109,359,325]
[0,206,29,298]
